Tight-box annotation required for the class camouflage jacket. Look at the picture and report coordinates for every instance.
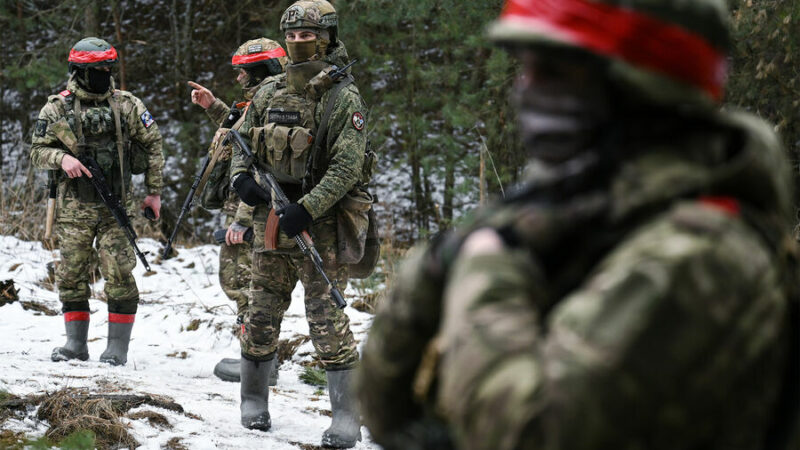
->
[359,110,799,450]
[233,42,368,222]
[199,76,280,228]
[31,77,164,199]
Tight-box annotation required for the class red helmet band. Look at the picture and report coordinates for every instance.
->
[68,47,118,64]
[500,0,727,100]
[232,47,287,66]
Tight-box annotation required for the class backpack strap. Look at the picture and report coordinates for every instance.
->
[304,75,354,193]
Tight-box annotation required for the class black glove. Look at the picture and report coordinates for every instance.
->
[276,203,312,238]
[232,173,271,206]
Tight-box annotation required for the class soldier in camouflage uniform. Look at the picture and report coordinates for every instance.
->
[230,1,369,446]
[190,38,288,384]
[31,37,164,366]
[358,1,800,449]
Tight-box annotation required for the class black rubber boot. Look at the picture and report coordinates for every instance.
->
[240,357,272,431]
[99,314,134,366]
[321,369,361,448]
[215,358,279,385]
[51,313,90,362]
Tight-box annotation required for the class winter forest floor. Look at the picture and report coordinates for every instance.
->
[0,235,380,449]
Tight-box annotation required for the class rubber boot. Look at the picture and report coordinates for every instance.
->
[240,357,272,431]
[51,312,90,362]
[215,358,279,385]
[321,369,361,448]
[99,314,134,366]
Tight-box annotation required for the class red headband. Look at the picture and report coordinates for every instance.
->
[68,47,118,64]
[232,47,287,66]
[499,0,727,100]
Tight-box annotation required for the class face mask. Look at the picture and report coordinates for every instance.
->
[237,70,252,89]
[512,54,612,164]
[86,68,112,94]
[287,40,319,63]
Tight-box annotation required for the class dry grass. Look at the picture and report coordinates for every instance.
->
[0,388,190,450]
[277,335,311,364]
[37,390,139,449]
[127,410,172,429]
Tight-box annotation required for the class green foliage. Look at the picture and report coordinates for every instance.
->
[20,430,96,450]
[728,1,800,155]
[299,367,328,387]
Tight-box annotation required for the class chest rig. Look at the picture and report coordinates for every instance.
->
[255,61,339,192]
[62,92,130,203]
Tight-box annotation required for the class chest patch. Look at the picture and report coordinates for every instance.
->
[352,112,365,131]
[268,110,302,126]
[140,111,155,128]
[34,119,48,137]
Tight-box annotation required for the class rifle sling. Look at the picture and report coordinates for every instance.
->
[305,75,354,192]
[108,93,127,202]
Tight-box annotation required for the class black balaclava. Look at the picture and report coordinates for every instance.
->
[512,50,613,166]
[75,67,112,94]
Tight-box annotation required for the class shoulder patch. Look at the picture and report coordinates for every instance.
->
[34,119,48,137]
[140,110,155,128]
[352,112,365,131]
[59,90,71,97]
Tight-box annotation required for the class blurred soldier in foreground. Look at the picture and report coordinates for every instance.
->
[189,38,287,384]
[31,37,164,366]
[231,0,376,446]
[358,0,799,449]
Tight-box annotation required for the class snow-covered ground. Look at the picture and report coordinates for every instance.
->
[0,235,379,449]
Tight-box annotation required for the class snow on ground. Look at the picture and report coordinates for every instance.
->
[0,235,378,449]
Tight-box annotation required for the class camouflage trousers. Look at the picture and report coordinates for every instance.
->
[55,203,138,314]
[219,215,252,318]
[240,216,358,369]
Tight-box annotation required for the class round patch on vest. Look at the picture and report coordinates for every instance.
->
[352,112,365,131]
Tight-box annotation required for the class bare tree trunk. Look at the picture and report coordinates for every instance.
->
[443,151,455,224]
[84,0,99,35]
[112,1,127,90]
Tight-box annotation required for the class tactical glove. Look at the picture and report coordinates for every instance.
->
[233,173,271,206]
[276,203,312,238]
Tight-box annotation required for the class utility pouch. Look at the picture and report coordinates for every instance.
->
[337,187,380,278]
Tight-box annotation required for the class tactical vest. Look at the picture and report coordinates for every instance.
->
[254,76,318,188]
[60,92,131,203]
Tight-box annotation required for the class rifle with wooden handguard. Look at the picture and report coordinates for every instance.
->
[226,129,347,309]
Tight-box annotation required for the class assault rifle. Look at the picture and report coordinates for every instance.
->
[163,102,243,259]
[75,154,151,272]
[225,129,347,309]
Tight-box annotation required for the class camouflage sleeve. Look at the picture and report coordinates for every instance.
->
[206,98,230,127]
[436,204,787,449]
[233,200,255,228]
[30,100,69,170]
[123,92,164,195]
[299,85,367,219]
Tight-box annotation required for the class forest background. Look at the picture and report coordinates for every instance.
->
[1,0,798,249]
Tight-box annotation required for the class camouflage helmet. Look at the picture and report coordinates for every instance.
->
[231,38,288,75]
[488,0,731,106]
[280,0,338,44]
[68,37,118,72]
